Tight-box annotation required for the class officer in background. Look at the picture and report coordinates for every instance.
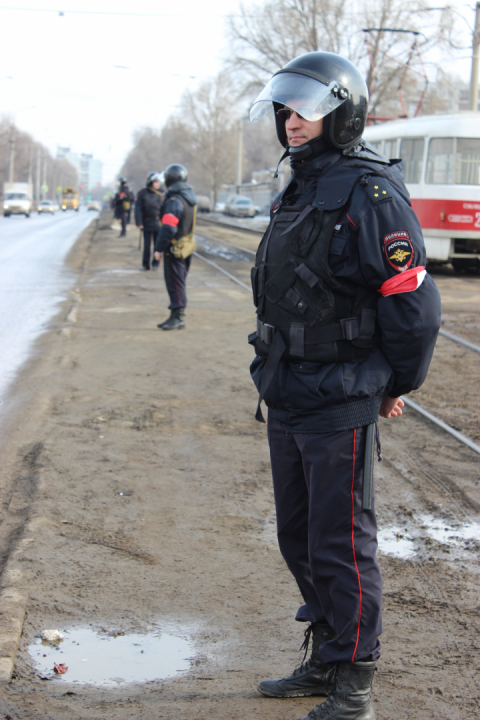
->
[248,52,441,720]
[135,172,164,270]
[113,178,134,237]
[154,163,197,331]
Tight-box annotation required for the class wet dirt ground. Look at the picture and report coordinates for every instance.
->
[0,212,478,720]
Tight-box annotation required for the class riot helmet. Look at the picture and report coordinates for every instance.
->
[146,171,162,186]
[249,52,369,152]
[118,176,127,186]
[163,163,188,187]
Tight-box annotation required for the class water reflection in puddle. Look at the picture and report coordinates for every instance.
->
[28,627,193,686]
[418,514,480,547]
[378,515,480,564]
[196,239,251,262]
[377,527,416,559]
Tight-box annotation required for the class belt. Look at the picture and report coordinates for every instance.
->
[257,316,361,349]
[253,311,376,423]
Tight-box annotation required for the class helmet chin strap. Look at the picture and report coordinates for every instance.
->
[273,134,329,178]
[288,133,329,161]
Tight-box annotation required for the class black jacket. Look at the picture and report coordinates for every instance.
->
[113,187,133,218]
[134,186,164,230]
[154,182,197,253]
[250,146,441,432]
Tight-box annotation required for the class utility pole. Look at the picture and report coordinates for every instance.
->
[236,117,243,191]
[28,144,33,186]
[42,154,47,200]
[471,2,480,111]
[8,122,15,183]
[35,146,41,205]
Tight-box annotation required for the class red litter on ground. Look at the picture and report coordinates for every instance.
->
[53,663,68,674]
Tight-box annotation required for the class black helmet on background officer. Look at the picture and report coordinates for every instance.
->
[146,171,162,186]
[118,176,127,186]
[163,163,188,188]
[249,51,368,153]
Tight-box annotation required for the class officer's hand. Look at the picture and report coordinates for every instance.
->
[138,225,144,230]
[379,396,404,419]
[154,251,161,262]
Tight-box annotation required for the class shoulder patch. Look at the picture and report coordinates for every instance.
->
[384,231,414,272]
[365,178,391,204]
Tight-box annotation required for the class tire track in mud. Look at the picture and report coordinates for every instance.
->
[0,443,44,587]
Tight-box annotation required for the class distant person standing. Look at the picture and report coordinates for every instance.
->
[135,172,164,270]
[154,163,197,331]
[113,178,133,237]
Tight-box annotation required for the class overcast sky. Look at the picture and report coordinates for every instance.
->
[0,0,476,184]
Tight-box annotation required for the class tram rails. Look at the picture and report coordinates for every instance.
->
[194,222,480,456]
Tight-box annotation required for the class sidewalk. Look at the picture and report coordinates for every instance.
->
[0,213,315,720]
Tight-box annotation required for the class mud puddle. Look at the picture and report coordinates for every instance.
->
[196,238,251,262]
[378,514,480,567]
[28,627,194,687]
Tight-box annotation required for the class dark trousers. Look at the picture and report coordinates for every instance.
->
[163,250,191,309]
[120,210,128,236]
[143,230,159,269]
[267,415,382,664]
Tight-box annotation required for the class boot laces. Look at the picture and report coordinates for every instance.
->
[299,624,314,664]
[307,665,339,719]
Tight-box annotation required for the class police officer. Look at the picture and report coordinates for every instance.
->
[154,163,197,331]
[113,178,134,237]
[248,52,441,720]
[135,172,164,270]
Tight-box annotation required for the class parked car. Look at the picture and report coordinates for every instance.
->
[196,195,211,213]
[87,200,101,211]
[224,195,257,218]
[38,200,55,214]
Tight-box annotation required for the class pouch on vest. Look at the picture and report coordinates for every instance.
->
[171,205,197,259]
[122,200,131,211]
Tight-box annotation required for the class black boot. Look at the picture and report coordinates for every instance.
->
[257,623,336,698]
[161,307,185,331]
[298,661,376,720]
[157,310,174,329]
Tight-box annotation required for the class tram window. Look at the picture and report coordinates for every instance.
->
[426,138,454,184]
[384,139,398,158]
[400,138,424,183]
[456,138,480,185]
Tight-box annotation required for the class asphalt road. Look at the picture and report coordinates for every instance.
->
[0,208,98,406]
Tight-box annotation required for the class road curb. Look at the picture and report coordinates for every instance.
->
[0,586,28,682]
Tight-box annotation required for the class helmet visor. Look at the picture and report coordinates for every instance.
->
[249,72,346,123]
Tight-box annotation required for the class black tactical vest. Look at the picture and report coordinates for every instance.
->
[166,194,195,239]
[250,199,380,364]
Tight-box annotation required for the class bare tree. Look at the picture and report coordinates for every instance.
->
[243,114,283,177]
[0,117,77,200]
[179,72,238,204]
[121,73,239,203]
[227,0,461,117]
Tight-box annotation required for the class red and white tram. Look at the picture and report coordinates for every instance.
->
[363,112,480,269]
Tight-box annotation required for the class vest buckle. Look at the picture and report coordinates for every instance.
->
[340,317,359,341]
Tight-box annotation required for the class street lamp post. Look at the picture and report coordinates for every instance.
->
[7,105,36,184]
[470,2,480,111]
[35,146,41,206]
[8,123,15,183]
[236,117,243,191]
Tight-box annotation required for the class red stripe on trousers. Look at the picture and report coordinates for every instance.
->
[351,428,363,661]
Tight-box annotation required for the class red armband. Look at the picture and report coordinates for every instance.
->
[378,266,426,297]
[162,213,179,227]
